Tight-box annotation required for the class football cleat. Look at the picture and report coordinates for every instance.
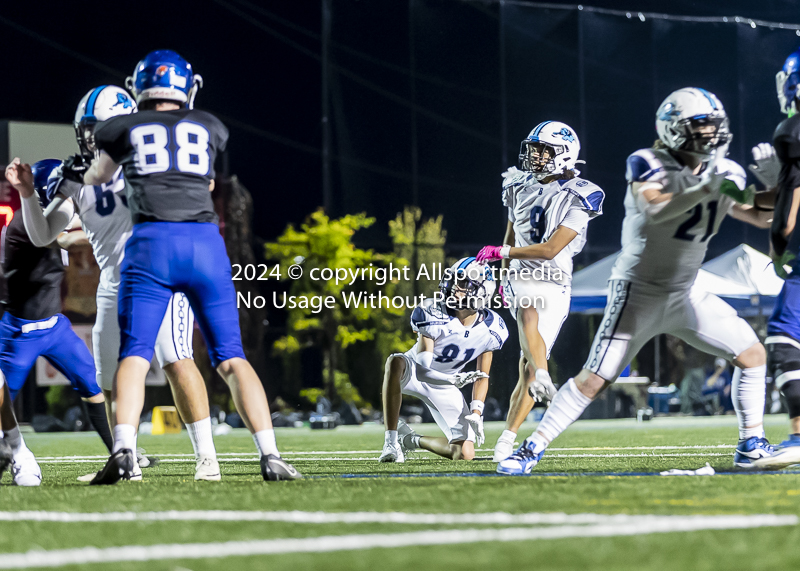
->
[260,454,302,481]
[11,450,42,487]
[496,440,545,475]
[493,433,517,463]
[749,435,800,470]
[89,449,135,485]
[195,455,222,481]
[378,442,404,463]
[733,436,775,468]
[528,369,557,403]
[0,438,14,480]
[396,419,419,456]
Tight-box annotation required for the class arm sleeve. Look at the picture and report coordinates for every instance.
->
[20,194,75,247]
[94,117,130,163]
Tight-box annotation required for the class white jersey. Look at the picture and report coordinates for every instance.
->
[67,167,133,271]
[610,148,743,291]
[405,299,509,376]
[502,170,604,285]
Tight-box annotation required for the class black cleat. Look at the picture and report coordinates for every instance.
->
[90,449,134,486]
[0,438,13,480]
[260,454,302,481]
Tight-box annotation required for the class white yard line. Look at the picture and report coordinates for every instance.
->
[0,514,794,569]
[0,510,780,525]
[32,445,734,461]
[36,452,731,464]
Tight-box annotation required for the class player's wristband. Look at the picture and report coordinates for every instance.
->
[470,400,485,415]
[500,245,511,259]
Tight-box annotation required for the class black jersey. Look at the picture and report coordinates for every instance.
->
[94,108,228,225]
[772,114,800,256]
[2,214,64,320]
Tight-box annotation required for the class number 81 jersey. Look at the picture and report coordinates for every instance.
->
[406,299,509,376]
[94,108,228,225]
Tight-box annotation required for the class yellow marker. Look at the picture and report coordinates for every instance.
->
[151,406,182,435]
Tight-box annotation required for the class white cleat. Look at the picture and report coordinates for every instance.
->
[12,451,42,487]
[493,434,517,463]
[528,369,557,403]
[379,442,404,463]
[750,445,800,470]
[195,455,222,481]
[397,419,419,456]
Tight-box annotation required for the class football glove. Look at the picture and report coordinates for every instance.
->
[719,180,756,206]
[61,154,92,183]
[748,143,781,189]
[465,413,485,447]
[772,250,796,279]
[450,371,489,389]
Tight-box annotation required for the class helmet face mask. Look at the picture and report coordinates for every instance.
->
[438,258,496,311]
[656,88,731,160]
[777,50,800,116]
[76,118,98,155]
[518,121,580,180]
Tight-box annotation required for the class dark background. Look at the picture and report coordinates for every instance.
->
[3,0,800,408]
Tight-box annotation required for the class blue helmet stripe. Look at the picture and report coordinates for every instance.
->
[532,121,552,138]
[696,88,717,110]
[458,257,476,271]
[85,85,108,119]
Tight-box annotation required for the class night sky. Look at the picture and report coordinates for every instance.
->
[2,0,800,258]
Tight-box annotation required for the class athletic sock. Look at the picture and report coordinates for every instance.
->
[385,430,399,446]
[499,429,517,443]
[186,417,217,459]
[253,429,280,457]
[112,424,136,454]
[526,378,592,447]
[732,365,766,440]
[86,401,114,453]
[4,426,23,452]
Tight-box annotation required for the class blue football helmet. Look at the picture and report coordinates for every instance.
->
[31,159,63,208]
[125,50,203,108]
[777,47,800,116]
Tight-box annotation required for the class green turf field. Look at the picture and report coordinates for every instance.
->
[1,415,799,570]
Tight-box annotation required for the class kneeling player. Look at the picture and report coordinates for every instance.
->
[380,258,509,462]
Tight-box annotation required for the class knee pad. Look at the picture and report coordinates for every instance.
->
[781,379,800,418]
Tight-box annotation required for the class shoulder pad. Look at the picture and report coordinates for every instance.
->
[484,310,509,350]
[625,149,666,183]
[562,178,604,216]
[411,300,450,329]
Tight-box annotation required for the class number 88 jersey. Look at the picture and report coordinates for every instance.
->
[405,299,509,376]
[610,147,743,291]
[94,108,228,225]
[502,170,604,286]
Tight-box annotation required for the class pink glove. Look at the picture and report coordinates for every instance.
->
[498,284,509,307]
[477,245,503,263]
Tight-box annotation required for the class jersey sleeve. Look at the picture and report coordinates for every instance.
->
[206,112,229,154]
[563,179,604,219]
[484,311,509,352]
[94,116,132,164]
[626,149,666,185]
[559,207,591,233]
[410,304,450,341]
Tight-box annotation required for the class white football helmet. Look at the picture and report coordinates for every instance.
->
[439,257,496,310]
[655,88,731,160]
[518,121,580,180]
[74,85,137,155]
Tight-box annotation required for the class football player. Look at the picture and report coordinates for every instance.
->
[2,159,114,485]
[68,50,299,484]
[497,88,776,475]
[475,121,604,462]
[751,47,800,469]
[14,85,221,481]
[379,257,509,462]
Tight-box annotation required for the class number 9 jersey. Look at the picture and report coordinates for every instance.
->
[93,108,227,225]
[502,170,604,285]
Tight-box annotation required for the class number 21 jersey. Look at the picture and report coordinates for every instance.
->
[94,108,228,225]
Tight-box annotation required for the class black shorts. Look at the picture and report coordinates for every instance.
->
[766,337,800,388]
